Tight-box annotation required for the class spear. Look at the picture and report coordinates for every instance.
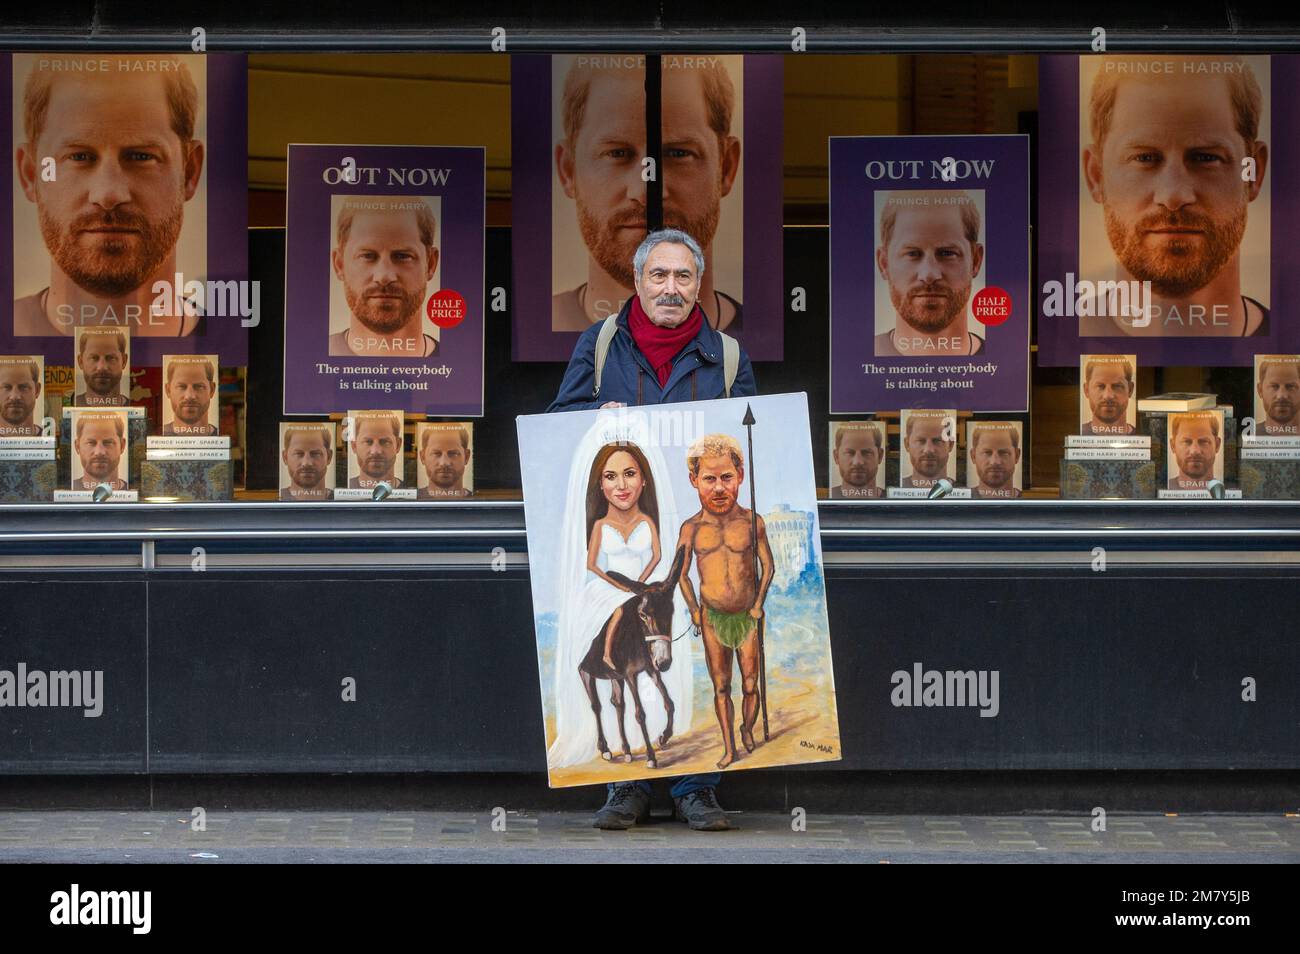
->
[741,402,769,742]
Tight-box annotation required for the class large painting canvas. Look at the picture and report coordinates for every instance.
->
[518,392,840,788]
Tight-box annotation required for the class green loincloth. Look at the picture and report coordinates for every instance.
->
[706,605,755,650]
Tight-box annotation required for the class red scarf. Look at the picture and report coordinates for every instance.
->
[628,295,703,388]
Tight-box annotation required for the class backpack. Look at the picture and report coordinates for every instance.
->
[592,314,740,400]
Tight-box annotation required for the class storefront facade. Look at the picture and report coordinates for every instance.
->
[1,5,1296,804]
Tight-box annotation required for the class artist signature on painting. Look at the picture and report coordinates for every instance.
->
[800,740,834,754]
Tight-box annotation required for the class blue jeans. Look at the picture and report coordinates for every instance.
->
[608,773,722,800]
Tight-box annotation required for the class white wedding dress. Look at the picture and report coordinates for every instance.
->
[598,520,655,583]
[546,412,693,771]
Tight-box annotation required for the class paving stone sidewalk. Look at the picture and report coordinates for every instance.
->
[0,811,1296,863]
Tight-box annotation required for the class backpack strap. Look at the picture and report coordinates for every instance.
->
[592,314,620,399]
[720,331,740,398]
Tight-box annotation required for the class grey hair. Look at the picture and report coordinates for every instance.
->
[632,229,706,284]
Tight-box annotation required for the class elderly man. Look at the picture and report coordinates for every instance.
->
[548,228,756,833]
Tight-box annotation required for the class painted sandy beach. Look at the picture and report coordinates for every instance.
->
[546,670,840,788]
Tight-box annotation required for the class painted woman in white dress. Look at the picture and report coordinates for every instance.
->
[548,418,692,770]
[587,443,661,671]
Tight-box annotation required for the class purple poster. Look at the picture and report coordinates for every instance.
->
[282,144,485,417]
[511,54,784,362]
[829,135,1030,413]
[0,53,248,367]
[1038,54,1300,367]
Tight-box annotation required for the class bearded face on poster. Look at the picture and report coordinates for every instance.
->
[13,54,207,338]
[1079,55,1270,338]
[551,56,743,333]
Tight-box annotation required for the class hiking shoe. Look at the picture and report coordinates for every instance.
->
[593,783,651,830]
[673,787,733,831]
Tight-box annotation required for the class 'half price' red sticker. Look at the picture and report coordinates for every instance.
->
[971,287,1012,326]
[427,290,467,329]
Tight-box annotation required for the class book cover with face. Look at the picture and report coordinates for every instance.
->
[161,354,219,435]
[1079,354,1138,435]
[279,422,336,501]
[966,421,1023,498]
[282,144,485,416]
[827,421,885,499]
[829,135,1031,413]
[1253,354,1300,435]
[71,407,128,489]
[346,410,404,489]
[416,421,474,498]
[1167,409,1225,490]
[899,408,957,488]
[73,327,130,407]
[0,354,43,436]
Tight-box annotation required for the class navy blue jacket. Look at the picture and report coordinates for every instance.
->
[546,298,757,411]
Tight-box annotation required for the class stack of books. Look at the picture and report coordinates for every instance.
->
[1064,433,1151,461]
[1240,434,1300,462]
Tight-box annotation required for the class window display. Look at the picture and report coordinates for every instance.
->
[0,51,1290,504]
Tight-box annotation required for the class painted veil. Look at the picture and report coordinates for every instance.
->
[547,410,694,770]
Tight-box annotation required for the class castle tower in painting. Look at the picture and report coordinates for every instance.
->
[764,503,813,589]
